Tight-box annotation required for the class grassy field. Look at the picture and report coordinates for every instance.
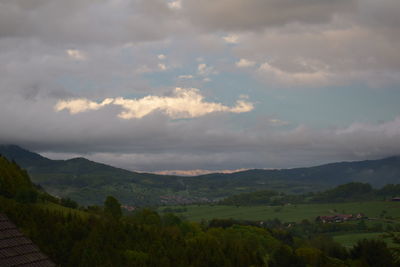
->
[331,232,396,248]
[35,202,89,219]
[160,201,400,223]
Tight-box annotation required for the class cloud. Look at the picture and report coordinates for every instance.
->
[0,0,179,44]
[258,61,330,86]
[55,87,254,119]
[66,49,86,60]
[34,116,400,171]
[223,34,239,44]
[168,0,182,10]
[183,0,356,31]
[178,75,194,79]
[197,63,216,76]
[158,63,167,71]
[0,0,399,173]
[55,98,114,114]
[236,58,256,68]
[232,16,400,87]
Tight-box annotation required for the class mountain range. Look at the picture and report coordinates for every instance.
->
[0,144,399,206]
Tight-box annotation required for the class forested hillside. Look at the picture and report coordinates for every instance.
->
[1,145,400,206]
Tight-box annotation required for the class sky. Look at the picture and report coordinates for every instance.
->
[0,0,400,174]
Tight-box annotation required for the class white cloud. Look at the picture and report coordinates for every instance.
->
[158,54,166,60]
[197,63,216,76]
[236,58,256,68]
[223,34,239,44]
[158,63,167,71]
[197,63,207,74]
[55,88,254,119]
[178,75,194,79]
[168,0,182,10]
[55,98,113,114]
[66,49,86,61]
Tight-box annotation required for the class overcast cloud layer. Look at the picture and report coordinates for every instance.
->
[0,0,399,172]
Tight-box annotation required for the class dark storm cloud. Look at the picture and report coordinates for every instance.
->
[0,0,179,44]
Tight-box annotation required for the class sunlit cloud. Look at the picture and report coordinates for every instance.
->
[223,34,239,44]
[178,75,194,79]
[66,49,86,61]
[236,58,256,68]
[158,63,167,71]
[54,98,113,114]
[168,0,182,10]
[55,88,254,119]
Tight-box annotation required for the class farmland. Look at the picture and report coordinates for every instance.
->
[332,232,396,248]
[159,201,400,223]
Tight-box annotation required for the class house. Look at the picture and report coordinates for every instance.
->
[355,213,366,219]
[335,214,353,222]
[315,215,336,223]
[0,213,55,267]
[316,214,354,223]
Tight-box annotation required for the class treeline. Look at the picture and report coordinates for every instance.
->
[220,182,400,206]
[1,156,400,266]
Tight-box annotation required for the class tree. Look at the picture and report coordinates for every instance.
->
[104,195,122,219]
[350,239,395,267]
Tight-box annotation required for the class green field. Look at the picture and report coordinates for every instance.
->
[332,232,396,248]
[35,202,89,219]
[160,201,400,223]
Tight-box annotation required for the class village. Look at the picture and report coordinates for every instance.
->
[316,213,366,223]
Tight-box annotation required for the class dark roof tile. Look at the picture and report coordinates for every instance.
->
[0,213,56,267]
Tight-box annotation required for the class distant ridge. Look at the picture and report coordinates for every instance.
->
[0,144,50,165]
[0,144,399,206]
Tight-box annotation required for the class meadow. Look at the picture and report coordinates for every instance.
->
[159,201,400,223]
[332,232,396,248]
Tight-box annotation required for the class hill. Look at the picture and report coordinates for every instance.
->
[1,145,400,206]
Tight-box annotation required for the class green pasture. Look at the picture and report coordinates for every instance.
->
[160,201,400,223]
[35,202,89,219]
[331,232,396,248]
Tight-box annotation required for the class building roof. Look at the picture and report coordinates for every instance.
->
[0,213,55,267]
